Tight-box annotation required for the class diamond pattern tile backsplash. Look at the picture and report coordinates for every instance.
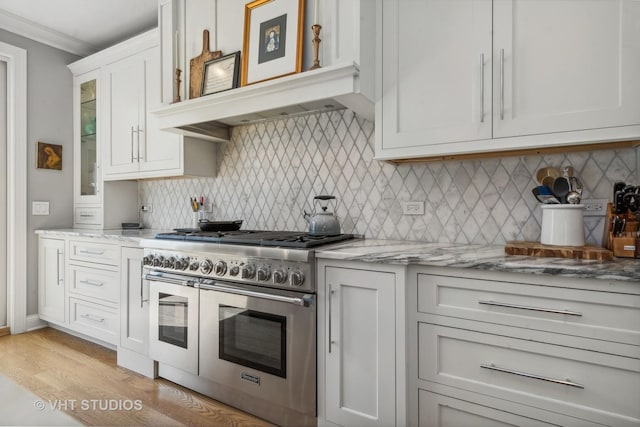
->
[139,110,638,246]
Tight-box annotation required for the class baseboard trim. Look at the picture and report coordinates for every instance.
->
[26,314,48,332]
[0,326,10,336]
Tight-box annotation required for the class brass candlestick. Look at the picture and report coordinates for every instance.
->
[310,24,322,70]
[173,68,182,103]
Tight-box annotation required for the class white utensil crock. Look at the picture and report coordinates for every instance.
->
[540,204,585,246]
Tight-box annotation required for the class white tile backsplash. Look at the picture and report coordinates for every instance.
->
[139,110,637,246]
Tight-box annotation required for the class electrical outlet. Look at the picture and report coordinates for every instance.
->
[141,204,153,213]
[32,201,49,215]
[583,198,608,216]
[402,201,425,215]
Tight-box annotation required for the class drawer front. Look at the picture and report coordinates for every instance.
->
[418,323,640,424]
[418,389,603,427]
[417,273,640,346]
[68,264,119,304]
[68,240,119,266]
[69,298,118,345]
[74,207,101,225]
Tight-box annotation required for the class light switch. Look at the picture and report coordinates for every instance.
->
[32,201,50,215]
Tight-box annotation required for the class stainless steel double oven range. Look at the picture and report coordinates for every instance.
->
[142,230,354,426]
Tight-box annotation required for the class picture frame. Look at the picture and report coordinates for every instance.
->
[241,0,305,86]
[36,141,62,170]
[201,51,241,96]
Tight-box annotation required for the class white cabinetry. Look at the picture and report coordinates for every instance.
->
[38,237,66,324]
[117,246,155,377]
[408,267,640,427]
[376,0,640,161]
[317,260,406,427]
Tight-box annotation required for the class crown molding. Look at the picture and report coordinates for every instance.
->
[0,8,97,57]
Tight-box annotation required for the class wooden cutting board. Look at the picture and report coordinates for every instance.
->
[189,29,222,100]
[505,241,613,261]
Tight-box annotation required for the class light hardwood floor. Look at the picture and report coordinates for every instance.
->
[0,328,275,426]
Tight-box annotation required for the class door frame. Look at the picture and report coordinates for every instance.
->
[0,41,27,334]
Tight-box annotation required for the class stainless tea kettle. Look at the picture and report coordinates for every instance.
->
[303,195,341,235]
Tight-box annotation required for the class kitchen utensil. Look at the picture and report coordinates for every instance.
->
[197,219,243,232]
[552,177,571,203]
[613,181,626,200]
[531,186,561,204]
[189,30,222,99]
[303,195,341,235]
[566,191,581,204]
[536,167,560,186]
[614,190,627,214]
[562,165,574,178]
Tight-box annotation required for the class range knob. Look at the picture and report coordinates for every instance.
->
[200,259,214,275]
[229,265,240,276]
[214,260,228,276]
[175,257,189,270]
[142,255,154,266]
[257,266,271,282]
[290,270,305,287]
[241,264,256,279]
[153,256,164,267]
[273,268,287,284]
[163,257,175,269]
[189,260,200,271]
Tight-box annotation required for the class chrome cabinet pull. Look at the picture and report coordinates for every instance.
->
[79,279,104,287]
[328,285,335,353]
[140,263,148,308]
[137,125,144,160]
[478,300,582,316]
[79,249,105,256]
[481,363,584,389]
[131,126,136,161]
[480,53,485,123]
[80,313,105,323]
[56,250,64,285]
[499,48,505,120]
[79,214,94,218]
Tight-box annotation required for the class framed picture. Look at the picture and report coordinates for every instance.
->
[36,141,62,170]
[201,51,241,96]
[241,0,304,86]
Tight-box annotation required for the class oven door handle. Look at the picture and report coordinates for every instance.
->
[144,271,196,287]
[199,282,314,307]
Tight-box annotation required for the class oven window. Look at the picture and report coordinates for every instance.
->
[158,292,188,349]
[219,305,287,378]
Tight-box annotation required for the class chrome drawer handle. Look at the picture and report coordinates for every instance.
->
[79,279,104,287]
[80,313,105,323]
[79,214,94,218]
[79,249,105,256]
[499,48,505,120]
[481,363,584,389]
[478,300,582,317]
[479,53,485,123]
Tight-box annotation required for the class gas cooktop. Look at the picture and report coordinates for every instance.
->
[155,229,355,249]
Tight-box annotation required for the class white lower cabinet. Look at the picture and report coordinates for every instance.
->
[38,237,66,324]
[409,267,640,427]
[317,259,406,427]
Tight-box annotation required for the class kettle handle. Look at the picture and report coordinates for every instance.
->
[314,195,336,201]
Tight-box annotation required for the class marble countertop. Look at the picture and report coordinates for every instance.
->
[316,239,640,282]
[35,228,164,243]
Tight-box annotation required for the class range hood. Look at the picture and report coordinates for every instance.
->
[151,63,374,142]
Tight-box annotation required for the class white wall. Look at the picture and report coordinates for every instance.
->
[0,29,78,316]
[0,60,6,325]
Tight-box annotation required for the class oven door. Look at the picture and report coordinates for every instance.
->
[148,273,199,375]
[199,281,316,416]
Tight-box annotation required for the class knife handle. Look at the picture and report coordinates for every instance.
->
[615,191,627,214]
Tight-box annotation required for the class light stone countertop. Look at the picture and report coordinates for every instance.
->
[35,229,640,282]
[315,239,640,282]
[35,228,166,243]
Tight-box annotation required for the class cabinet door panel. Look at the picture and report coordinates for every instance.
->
[380,0,492,151]
[140,47,182,173]
[104,55,141,175]
[38,238,66,324]
[120,247,148,354]
[325,267,396,427]
[494,0,640,137]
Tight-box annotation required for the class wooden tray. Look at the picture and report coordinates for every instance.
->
[505,241,613,261]
[189,29,221,99]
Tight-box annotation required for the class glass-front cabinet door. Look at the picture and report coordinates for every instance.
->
[73,69,101,206]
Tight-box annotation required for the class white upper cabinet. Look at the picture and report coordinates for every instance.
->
[376,0,640,161]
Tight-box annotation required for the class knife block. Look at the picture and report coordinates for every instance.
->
[603,203,639,258]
